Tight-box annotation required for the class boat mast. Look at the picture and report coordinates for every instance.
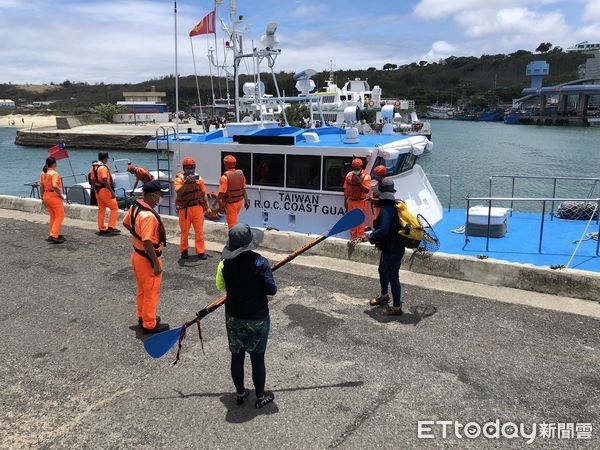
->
[173,1,181,166]
[230,0,243,122]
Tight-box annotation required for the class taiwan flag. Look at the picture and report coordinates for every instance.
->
[48,143,69,160]
[189,10,216,37]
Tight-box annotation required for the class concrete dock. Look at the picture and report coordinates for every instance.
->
[15,123,208,150]
[1,208,599,448]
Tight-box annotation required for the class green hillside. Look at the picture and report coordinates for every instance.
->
[0,49,588,114]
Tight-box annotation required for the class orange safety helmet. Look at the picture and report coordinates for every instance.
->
[127,163,136,173]
[182,157,196,167]
[223,154,237,168]
[373,165,387,177]
[351,158,363,169]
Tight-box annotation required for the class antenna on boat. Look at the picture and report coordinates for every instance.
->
[173,1,181,167]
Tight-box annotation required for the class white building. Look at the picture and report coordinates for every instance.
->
[0,99,16,109]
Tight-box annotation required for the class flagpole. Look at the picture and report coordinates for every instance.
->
[174,1,181,168]
[207,37,216,107]
[214,0,222,100]
[190,36,205,133]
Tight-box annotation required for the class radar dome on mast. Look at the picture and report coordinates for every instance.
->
[260,22,279,50]
[294,69,317,96]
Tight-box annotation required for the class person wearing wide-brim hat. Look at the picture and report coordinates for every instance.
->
[216,223,277,408]
[368,178,405,316]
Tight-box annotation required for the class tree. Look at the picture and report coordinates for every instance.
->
[367,67,376,71]
[382,63,397,71]
[536,42,553,53]
[419,60,428,66]
[284,103,310,127]
[90,103,126,122]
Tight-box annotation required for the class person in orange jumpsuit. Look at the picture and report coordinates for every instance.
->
[123,180,170,334]
[40,156,66,244]
[175,157,209,260]
[91,152,120,235]
[371,165,388,219]
[344,158,372,241]
[127,163,154,193]
[217,155,250,229]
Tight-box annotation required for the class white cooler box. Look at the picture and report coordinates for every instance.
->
[466,206,511,238]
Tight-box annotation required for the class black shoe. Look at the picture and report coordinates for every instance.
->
[255,391,275,408]
[197,253,207,260]
[138,316,161,328]
[180,250,189,259]
[47,236,64,244]
[236,389,250,406]
[98,229,110,235]
[143,322,170,334]
[107,227,121,234]
[58,235,66,241]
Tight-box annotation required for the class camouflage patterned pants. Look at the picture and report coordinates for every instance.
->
[225,315,270,353]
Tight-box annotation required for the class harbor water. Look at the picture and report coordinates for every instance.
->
[1,122,598,212]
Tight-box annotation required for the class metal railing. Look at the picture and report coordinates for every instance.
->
[489,175,600,220]
[425,173,452,211]
[465,196,600,256]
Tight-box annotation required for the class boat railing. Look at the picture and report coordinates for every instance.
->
[465,195,600,256]
[425,173,452,212]
[489,175,600,220]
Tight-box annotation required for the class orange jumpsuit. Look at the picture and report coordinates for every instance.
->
[123,203,164,330]
[40,169,64,238]
[219,169,247,229]
[95,164,119,231]
[344,170,372,240]
[175,172,206,254]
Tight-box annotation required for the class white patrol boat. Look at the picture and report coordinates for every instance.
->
[147,123,439,237]
[146,0,441,237]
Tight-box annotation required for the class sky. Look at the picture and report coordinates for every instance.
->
[0,0,599,84]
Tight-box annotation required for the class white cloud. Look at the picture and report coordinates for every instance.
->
[414,0,563,20]
[583,0,600,22]
[422,41,459,61]
[455,7,569,39]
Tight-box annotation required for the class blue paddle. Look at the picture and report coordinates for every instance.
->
[143,208,365,361]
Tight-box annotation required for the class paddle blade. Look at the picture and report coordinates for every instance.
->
[327,208,366,237]
[143,327,182,359]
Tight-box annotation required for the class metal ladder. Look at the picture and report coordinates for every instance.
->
[155,127,176,216]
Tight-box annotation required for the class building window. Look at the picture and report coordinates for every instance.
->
[221,151,251,181]
[286,155,321,190]
[323,156,353,191]
[252,153,284,187]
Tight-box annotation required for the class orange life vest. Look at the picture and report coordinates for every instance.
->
[90,163,114,193]
[134,167,154,183]
[224,169,246,204]
[344,170,368,201]
[175,171,205,210]
[128,200,167,264]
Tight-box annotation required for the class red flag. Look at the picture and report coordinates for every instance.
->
[48,143,69,160]
[189,10,216,37]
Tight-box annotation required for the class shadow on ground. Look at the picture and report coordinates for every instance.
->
[364,305,437,325]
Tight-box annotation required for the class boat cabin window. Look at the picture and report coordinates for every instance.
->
[252,153,284,187]
[286,155,321,190]
[372,156,400,178]
[221,152,251,180]
[322,156,353,192]
[400,153,417,173]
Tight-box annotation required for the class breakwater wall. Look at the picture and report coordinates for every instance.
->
[1,194,599,303]
[15,129,152,150]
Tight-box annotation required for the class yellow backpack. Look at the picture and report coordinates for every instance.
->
[395,201,423,248]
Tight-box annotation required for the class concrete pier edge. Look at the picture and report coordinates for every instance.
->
[2,194,599,303]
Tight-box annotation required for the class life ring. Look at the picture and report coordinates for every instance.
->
[394,100,400,107]
[204,191,222,220]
